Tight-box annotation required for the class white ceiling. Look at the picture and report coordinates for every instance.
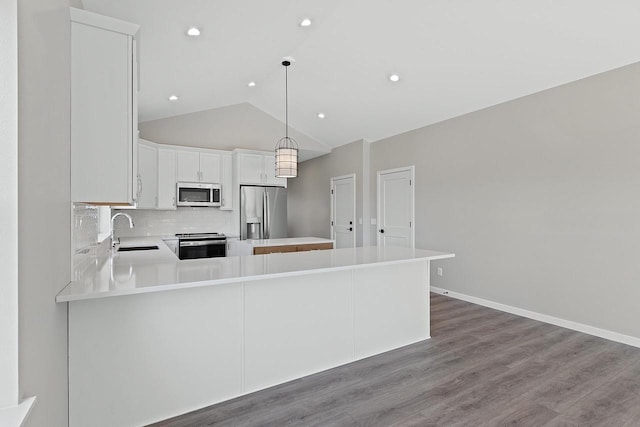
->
[83,0,640,148]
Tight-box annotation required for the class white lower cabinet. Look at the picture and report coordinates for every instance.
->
[67,260,431,427]
[69,284,243,427]
[243,271,353,393]
[157,148,177,210]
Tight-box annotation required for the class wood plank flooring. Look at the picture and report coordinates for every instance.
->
[149,293,640,427]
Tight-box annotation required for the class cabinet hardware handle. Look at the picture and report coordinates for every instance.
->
[379,229,385,233]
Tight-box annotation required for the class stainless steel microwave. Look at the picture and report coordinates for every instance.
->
[176,182,221,207]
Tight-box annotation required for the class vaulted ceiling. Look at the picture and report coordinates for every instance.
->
[83,0,640,148]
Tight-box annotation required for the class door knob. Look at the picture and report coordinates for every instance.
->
[349,227,353,231]
[379,229,385,233]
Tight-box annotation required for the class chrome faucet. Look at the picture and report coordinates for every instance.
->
[111,212,134,248]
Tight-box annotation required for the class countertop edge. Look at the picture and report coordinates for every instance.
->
[56,252,455,303]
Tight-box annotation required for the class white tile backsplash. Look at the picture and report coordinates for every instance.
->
[71,203,110,280]
[112,207,236,238]
[73,203,99,252]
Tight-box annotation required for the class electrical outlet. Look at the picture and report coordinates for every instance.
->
[437,267,443,277]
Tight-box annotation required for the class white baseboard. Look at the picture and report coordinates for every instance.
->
[431,286,640,349]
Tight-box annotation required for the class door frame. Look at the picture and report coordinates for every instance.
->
[376,166,415,248]
[330,173,357,248]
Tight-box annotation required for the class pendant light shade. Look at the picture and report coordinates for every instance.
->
[275,60,298,178]
[275,137,298,178]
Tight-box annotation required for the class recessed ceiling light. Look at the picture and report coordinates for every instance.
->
[248,81,256,87]
[388,74,400,82]
[168,95,178,101]
[300,18,312,27]
[186,27,201,37]
[317,112,325,119]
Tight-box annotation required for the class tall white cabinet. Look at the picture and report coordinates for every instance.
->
[137,141,158,209]
[70,8,140,205]
[220,154,233,210]
[157,148,177,210]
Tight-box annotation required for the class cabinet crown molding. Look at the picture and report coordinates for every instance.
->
[70,7,140,36]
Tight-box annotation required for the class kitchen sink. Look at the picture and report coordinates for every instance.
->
[117,245,159,252]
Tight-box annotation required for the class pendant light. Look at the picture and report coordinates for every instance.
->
[274,60,298,178]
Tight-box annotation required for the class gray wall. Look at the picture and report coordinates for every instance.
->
[18,0,75,425]
[139,102,330,161]
[0,0,18,408]
[288,140,365,245]
[370,62,640,339]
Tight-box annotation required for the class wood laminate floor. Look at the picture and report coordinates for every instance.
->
[150,293,640,427]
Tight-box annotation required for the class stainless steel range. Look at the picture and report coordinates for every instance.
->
[175,232,226,260]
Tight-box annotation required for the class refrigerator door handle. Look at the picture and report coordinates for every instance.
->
[265,191,270,239]
[262,190,267,239]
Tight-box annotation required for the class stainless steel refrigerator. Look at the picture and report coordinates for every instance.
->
[240,185,287,240]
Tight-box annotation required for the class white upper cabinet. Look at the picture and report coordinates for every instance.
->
[137,141,158,209]
[238,153,264,184]
[220,154,233,210]
[236,152,286,187]
[176,150,221,183]
[263,155,285,186]
[176,151,200,182]
[199,152,222,183]
[70,8,140,205]
[157,148,177,210]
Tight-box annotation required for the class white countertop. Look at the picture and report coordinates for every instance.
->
[244,237,334,247]
[57,237,454,303]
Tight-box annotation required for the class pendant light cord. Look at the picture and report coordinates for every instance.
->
[285,64,289,139]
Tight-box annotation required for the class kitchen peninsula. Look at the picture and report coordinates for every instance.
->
[57,240,454,427]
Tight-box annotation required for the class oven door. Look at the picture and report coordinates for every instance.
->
[178,239,226,259]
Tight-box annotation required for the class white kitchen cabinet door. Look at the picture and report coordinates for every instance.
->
[220,154,233,210]
[199,152,221,183]
[137,142,157,209]
[238,153,265,184]
[263,154,287,187]
[157,148,177,210]
[70,9,139,205]
[176,150,200,182]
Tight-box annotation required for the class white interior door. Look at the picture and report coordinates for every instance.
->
[377,167,414,248]
[331,174,356,249]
